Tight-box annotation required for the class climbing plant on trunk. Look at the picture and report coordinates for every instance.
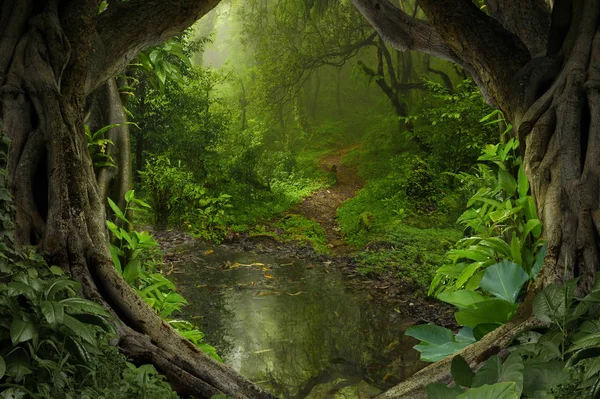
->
[351,0,600,397]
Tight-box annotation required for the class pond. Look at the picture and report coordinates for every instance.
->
[169,246,424,399]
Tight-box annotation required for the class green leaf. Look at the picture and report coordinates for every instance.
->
[456,382,518,399]
[61,297,110,317]
[426,383,464,399]
[499,353,523,397]
[471,355,502,387]
[452,355,475,388]
[509,232,522,266]
[567,332,600,353]
[455,299,518,328]
[405,323,455,346]
[107,197,129,225]
[437,290,488,308]
[123,257,141,284]
[45,279,79,300]
[473,323,500,340]
[41,300,65,325]
[479,238,512,258]
[479,260,529,303]
[498,169,517,196]
[414,341,471,363]
[517,165,529,198]
[109,244,123,274]
[10,319,36,345]
[62,314,96,344]
[49,266,64,276]
[0,355,5,379]
[530,243,546,280]
[533,283,568,323]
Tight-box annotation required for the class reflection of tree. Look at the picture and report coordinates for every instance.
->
[173,253,423,398]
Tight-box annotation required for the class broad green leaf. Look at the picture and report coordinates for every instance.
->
[456,382,518,399]
[124,189,135,203]
[452,355,475,388]
[517,165,529,198]
[10,319,35,344]
[426,383,464,399]
[522,219,541,240]
[455,327,476,343]
[455,299,517,328]
[41,300,65,325]
[405,323,454,346]
[479,260,528,303]
[473,323,500,340]
[415,341,471,363]
[471,355,502,387]
[437,290,488,308]
[522,361,569,397]
[499,353,523,397]
[533,283,569,323]
[49,265,64,276]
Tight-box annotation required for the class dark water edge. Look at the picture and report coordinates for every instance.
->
[168,245,425,399]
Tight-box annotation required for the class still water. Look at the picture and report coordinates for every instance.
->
[169,247,424,398]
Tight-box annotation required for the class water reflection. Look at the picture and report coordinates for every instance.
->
[169,248,424,398]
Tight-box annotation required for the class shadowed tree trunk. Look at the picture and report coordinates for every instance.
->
[0,1,275,398]
[351,0,600,397]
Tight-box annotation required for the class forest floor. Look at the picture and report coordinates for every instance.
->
[289,144,363,255]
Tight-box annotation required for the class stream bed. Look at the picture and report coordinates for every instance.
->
[168,246,425,399]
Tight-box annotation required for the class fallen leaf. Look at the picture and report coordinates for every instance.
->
[286,291,303,296]
[264,274,274,279]
[203,249,214,255]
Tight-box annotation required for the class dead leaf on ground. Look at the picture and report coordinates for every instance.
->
[203,249,214,255]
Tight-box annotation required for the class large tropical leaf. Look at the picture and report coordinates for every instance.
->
[479,260,529,303]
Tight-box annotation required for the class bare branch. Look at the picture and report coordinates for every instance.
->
[88,0,221,94]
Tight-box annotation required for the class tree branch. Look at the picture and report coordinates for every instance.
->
[485,0,551,57]
[88,0,221,94]
[350,0,459,64]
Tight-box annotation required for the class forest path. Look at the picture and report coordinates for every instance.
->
[290,145,364,254]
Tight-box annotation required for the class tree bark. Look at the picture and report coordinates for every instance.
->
[0,1,275,398]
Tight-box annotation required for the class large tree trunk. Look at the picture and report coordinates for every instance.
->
[0,2,273,398]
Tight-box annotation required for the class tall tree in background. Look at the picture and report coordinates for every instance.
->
[0,1,273,397]
[352,0,600,397]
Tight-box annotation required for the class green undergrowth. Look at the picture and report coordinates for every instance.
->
[249,214,330,255]
[353,224,461,291]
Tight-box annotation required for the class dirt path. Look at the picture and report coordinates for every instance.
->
[289,145,364,254]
